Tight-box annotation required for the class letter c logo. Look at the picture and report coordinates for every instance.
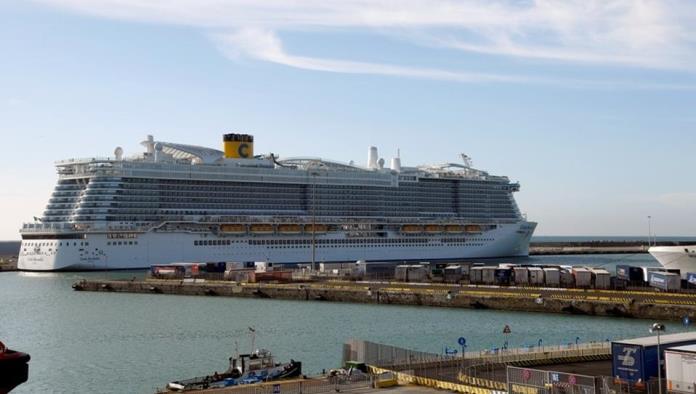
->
[238,143,250,158]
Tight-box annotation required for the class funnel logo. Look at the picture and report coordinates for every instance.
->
[238,143,250,158]
[618,347,637,367]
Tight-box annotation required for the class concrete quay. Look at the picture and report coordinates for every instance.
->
[0,255,17,271]
[74,278,696,321]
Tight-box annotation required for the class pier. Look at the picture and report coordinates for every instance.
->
[74,278,696,321]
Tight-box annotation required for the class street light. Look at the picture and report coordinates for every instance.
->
[650,322,666,394]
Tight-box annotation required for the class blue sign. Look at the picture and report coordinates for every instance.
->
[684,316,691,327]
[458,337,466,346]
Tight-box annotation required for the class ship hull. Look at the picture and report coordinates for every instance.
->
[648,245,696,278]
[18,221,536,271]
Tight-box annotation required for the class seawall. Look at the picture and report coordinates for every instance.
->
[74,279,696,321]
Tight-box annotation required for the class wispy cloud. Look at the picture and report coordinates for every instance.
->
[35,0,696,86]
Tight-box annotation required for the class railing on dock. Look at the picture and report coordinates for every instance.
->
[161,375,373,394]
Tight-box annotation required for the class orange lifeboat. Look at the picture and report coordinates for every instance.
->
[250,224,274,234]
[424,225,443,234]
[278,224,302,234]
[220,224,246,234]
[304,224,328,234]
[445,225,463,233]
[464,224,482,233]
[400,225,423,234]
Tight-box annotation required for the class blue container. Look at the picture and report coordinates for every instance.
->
[612,332,696,382]
[687,272,696,288]
[616,265,645,283]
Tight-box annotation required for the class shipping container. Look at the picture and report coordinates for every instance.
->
[591,268,611,289]
[528,267,544,285]
[572,267,592,288]
[559,269,575,288]
[642,267,681,282]
[443,265,463,283]
[355,261,397,277]
[665,345,696,394]
[470,267,483,284]
[481,267,497,285]
[686,273,696,289]
[205,262,227,273]
[513,267,529,285]
[612,332,696,383]
[494,268,512,285]
[394,265,409,281]
[543,268,560,287]
[649,271,681,291]
[407,265,428,282]
[616,264,645,285]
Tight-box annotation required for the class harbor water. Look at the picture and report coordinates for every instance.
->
[1,254,689,394]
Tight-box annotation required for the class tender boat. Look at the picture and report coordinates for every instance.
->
[0,341,30,393]
[167,348,301,392]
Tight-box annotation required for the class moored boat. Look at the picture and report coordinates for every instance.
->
[167,349,301,392]
[0,341,31,393]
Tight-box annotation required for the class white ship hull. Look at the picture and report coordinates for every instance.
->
[18,222,536,271]
[648,245,696,278]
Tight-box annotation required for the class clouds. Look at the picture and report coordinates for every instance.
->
[35,0,696,85]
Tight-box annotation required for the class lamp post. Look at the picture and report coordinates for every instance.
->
[650,322,665,394]
[647,216,653,247]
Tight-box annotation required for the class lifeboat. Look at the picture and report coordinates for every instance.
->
[220,224,246,234]
[278,224,302,234]
[464,224,482,233]
[424,225,444,234]
[400,225,424,234]
[445,225,464,233]
[304,224,328,234]
[250,224,274,234]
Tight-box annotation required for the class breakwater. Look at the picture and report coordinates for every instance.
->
[74,279,696,321]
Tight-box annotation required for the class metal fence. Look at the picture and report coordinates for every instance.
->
[507,366,597,394]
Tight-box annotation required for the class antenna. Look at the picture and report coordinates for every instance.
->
[248,327,256,354]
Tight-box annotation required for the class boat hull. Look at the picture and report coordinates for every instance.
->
[18,222,536,271]
[648,245,696,278]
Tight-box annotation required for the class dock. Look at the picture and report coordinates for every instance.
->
[74,278,696,321]
[0,255,17,271]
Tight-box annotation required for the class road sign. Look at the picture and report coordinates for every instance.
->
[522,369,532,381]
[458,337,466,346]
[503,325,511,334]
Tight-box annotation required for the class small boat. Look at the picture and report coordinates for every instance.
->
[167,349,301,392]
[400,224,423,234]
[220,224,246,234]
[249,224,274,234]
[277,224,302,234]
[0,341,31,393]
[303,224,328,234]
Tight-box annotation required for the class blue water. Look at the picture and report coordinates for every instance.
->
[0,254,688,394]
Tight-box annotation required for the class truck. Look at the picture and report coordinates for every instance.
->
[649,271,681,292]
[665,344,696,394]
[612,332,696,383]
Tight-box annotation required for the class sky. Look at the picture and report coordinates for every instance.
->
[1,0,696,240]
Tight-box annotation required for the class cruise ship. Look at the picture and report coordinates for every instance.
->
[648,245,696,278]
[18,134,537,271]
